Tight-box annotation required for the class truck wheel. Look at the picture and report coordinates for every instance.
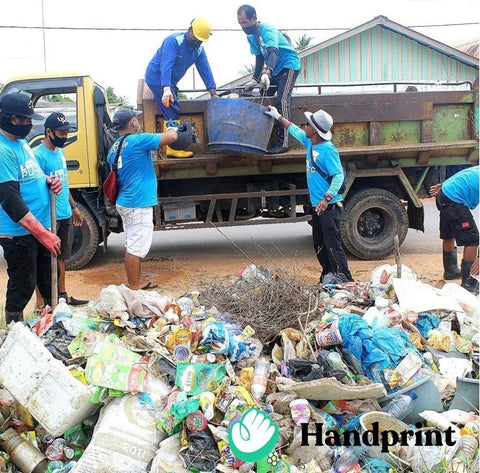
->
[340,188,408,260]
[65,202,100,270]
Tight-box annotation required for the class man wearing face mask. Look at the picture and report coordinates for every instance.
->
[145,18,217,158]
[34,112,88,308]
[0,92,62,324]
[237,4,300,155]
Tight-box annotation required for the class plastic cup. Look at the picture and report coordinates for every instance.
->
[289,399,310,425]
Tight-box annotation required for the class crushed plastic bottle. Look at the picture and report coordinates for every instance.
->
[333,447,362,473]
[382,391,417,420]
[250,357,270,400]
[53,297,72,322]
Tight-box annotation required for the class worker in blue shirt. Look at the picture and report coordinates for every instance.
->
[430,165,479,293]
[145,18,217,158]
[238,4,300,155]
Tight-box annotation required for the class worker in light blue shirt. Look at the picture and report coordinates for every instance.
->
[430,165,479,292]
[145,18,217,158]
[238,4,301,154]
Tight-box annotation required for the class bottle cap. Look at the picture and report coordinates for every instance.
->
[409,390,418,400]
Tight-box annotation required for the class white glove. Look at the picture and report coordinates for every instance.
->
[243,78,258,92]
[260,73,270,91]
[229,408,279,462]
[165,127,178,134]
[161,86,174,108]
[264,106,281,121]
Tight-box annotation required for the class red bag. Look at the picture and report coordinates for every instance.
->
[103,171,118,203]
[103,134,129,204]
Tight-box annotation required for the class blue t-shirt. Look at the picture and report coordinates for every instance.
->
[0,133,51,236]
[288,124,343,206]
[34,143,72,220]
[246,23,300,76]
[145,32,216,90]
[107,133,161,208]
[442,165,479,210]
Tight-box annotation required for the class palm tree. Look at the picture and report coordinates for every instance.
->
[294,34,314,52]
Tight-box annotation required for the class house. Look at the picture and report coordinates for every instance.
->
[217,15,478,94]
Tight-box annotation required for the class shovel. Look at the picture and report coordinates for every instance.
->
[50,190,58,308]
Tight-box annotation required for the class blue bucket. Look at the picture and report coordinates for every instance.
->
[207,98,274,156]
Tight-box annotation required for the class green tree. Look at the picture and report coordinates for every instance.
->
[294,34,314,52]
[45,94,74,103]
[106,86,130,107]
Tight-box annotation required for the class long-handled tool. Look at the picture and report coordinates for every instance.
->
[50,190,58,308]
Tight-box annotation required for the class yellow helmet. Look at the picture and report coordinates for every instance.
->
[191,18,212,42]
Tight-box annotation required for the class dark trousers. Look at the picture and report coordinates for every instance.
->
[311,205,353,281]
[268,68,299,148]
[146,82,181,121]
[0,235,52,313]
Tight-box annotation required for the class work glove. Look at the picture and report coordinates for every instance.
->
[18,212,61,256]
[46,176,62,195]
[243,78,259,93]
[162,86,174,108]
[259,72,270,91]
[264,105,281,121]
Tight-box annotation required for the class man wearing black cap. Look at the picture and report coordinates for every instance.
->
[0,92,62,323]
[107,108,178,290]
[265,105,353,284]
[34,112,88,308]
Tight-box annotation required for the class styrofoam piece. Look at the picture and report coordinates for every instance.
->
[0,322,98,437]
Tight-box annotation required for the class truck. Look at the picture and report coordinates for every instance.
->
[0,73,478,269]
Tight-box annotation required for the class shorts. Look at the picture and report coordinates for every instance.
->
[117,205,154,258]
[56,217,73,260]
[437,190,479,247]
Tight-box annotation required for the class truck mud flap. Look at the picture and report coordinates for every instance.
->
[408,200,424,232]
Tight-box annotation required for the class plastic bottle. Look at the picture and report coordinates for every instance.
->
[53,297,72,322]
[333,447,361,473]
[250,357,270,400]
[382,390,417,420]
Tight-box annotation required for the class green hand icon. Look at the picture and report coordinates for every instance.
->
[228,407,279,463]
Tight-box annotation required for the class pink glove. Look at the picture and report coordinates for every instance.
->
[19,212,61,256]
[47,176,62,195]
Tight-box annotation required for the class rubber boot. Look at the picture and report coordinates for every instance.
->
[5,310,23,324]
[460,260,479,293]
[443,248,461,279]
[164,120,193,158]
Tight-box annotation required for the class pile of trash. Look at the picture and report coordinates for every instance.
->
[0,262,478,473]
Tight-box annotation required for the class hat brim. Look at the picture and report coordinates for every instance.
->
[51,124,75,131]
[304,111,332,141]
[22,111,44,121]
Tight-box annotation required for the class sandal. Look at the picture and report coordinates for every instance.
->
[141,282,159,290]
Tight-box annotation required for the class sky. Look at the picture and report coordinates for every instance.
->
[0,0,478,105]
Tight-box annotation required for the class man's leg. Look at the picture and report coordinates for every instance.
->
[320,206,353,281]
[124,251,142,289]
[442,239,461,280]
[0,235,38,322]
[117,205,154,290]
[311,211,332,278]
[268,69,298,153]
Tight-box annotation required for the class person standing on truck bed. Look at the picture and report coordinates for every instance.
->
[145,18,217,159]
[264,105,353,283]
[33,112,88,309]
[108,108,178,290]
[429,165,479,293]
[237,4,300,155]
[0,92,62,324]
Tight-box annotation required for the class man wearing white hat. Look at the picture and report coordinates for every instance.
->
[265,105,353,283]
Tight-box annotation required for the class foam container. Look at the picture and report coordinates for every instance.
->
[0,322,98,436]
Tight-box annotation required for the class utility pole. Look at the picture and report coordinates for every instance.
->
[41,0,47,72]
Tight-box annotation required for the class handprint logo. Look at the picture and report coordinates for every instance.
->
[228,407,279,462]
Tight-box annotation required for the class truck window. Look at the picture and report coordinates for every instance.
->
[28,92,78,147]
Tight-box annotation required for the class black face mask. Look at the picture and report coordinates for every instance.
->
[1,122,32,139]
[242,23,257,35]
[187,37,202,48]
[50,133,67,148]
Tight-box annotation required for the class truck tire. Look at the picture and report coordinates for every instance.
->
[65,202,100,270]
[340,188,408,260]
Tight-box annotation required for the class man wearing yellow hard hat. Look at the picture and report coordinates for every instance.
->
[145,18,218,158]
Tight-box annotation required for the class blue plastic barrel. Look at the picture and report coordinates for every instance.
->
[207,98,274,156]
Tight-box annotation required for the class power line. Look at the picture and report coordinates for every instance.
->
[0,22,478,32]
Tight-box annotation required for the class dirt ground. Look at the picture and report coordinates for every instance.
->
[59,250,446,304]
